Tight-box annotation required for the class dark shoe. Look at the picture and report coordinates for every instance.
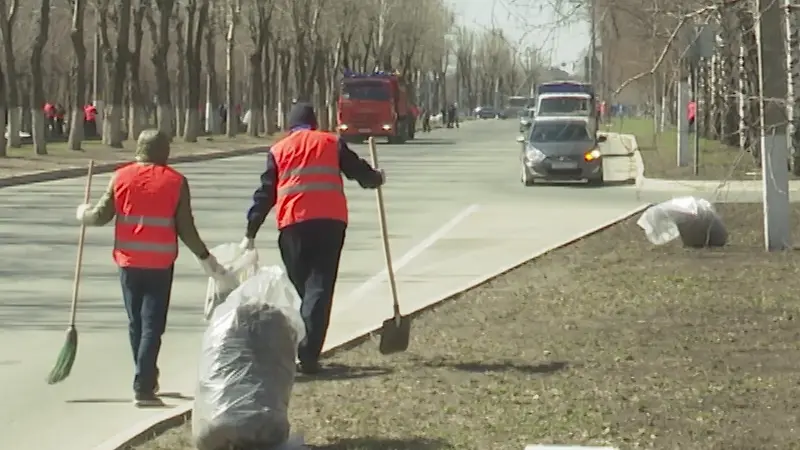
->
[296,360,323,375]
[133,392,165,408]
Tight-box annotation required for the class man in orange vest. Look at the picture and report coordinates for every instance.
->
[240,102,385,375]
[75,129,230,407]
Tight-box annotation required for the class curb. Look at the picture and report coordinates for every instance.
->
[0,145,271,189]
[99,204,649,450]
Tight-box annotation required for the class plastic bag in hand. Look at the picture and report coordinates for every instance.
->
[193,266,306,450]
[204,243,259,320]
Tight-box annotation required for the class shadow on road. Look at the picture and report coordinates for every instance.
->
[309,437,455,450]
[295,363,393,382]
[420,358,569,375]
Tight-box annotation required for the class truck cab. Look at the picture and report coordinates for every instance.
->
[535,81,598,135]
[336,70,416,144]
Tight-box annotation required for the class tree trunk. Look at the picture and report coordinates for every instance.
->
[0,1,21,148]
[147,1,175,138]
[100,0,131,147]
[30,0,51,155]
[247,52,262,137]
[128,2,146,140]
[67,0,86,150]
[183,1,207,142]
[175,19,186,138]
[225,12,237,137]
[204,24,219,134]
[0,63,6,157]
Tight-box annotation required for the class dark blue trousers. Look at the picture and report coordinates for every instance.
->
[119,266,174,394]
[278,219,345,365]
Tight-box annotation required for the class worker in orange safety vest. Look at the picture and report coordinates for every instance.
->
[75,129,230,407]
[240,102,385,375]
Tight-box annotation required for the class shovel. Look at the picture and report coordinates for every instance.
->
[367,137,411,355]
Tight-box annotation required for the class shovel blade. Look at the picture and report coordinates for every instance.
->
[379,315,411,355]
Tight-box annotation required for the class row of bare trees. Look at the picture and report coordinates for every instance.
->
[0,0,555,158]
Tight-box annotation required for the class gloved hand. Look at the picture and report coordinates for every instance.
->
[75,203,91,223]
[378,169,386,185]
[200,254,229,278]
[239,237,255,251]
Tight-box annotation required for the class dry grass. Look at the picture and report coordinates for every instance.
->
[606,118,762,180]
[0,135,271,178]
[132,202,800,450]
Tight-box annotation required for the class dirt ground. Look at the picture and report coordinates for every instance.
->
[133,202,800,450]
[605,118,762,180]
[0,135,269,179]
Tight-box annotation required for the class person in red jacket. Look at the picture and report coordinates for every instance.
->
[75,129,230,407]
[84,103,98,137]
[688,100,697,131]
[44,102,55,135]
[240,103,385,375]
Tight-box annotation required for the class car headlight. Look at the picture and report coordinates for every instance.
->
[583,149,601,161]
[525,147,546,163]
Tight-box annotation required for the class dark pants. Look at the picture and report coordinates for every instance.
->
[278,219,346,365]
[119,266,174,394]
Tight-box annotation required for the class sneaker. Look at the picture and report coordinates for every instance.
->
[134,392,165,408]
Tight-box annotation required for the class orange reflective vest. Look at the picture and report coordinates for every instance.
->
[271,129,347,230]
[112,163,183,268]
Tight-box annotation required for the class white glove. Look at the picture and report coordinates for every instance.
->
[76,203,91,223]
[200,254,229,278]
[239,237,255,250]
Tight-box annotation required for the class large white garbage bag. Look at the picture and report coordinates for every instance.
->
[636,196,727,248]
[193,266,306,450]
[203,243,259,320]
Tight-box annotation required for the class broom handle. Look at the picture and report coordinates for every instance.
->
[367,138,401,319]
[69,160,94,327]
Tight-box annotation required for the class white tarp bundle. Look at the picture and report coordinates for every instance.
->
[193,266,307,450]
[637,197,727,248]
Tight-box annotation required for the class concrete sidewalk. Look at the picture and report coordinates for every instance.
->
[0,120,646,450]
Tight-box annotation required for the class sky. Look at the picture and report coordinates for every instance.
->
[446,0,590,73]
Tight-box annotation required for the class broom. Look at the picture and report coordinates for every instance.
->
[47,160,95,385]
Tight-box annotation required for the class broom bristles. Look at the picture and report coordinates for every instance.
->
[46,328,78,385]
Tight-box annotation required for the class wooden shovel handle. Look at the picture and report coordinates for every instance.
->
[367,137,401,318]
[69,160,94,326]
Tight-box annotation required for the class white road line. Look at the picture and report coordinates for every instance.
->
[348,203,480,301]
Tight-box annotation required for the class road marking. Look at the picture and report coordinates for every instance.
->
[348,204,480,301]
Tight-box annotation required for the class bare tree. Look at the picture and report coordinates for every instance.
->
[66,0,87,150]
[127,0,147,140]
[224,0,239,137]
[30,0,51,155]
[145,0,175,137]
[96,0,131,147]
[244,0,272,137]
[0,0,21,147]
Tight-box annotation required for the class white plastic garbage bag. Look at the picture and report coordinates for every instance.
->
[193,266,306,450]
[204,243,259,320]
[637,196,727,248]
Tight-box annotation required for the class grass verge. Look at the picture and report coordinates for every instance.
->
[133,204,800,450]
[604,118,761,180]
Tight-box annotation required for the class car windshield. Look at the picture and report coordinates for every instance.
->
[341,81,390,101]
[529,122,591,142]
[538,97,590,115]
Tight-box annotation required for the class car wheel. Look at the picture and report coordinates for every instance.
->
[521,164,534,186]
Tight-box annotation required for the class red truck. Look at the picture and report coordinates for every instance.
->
[336,70,416,144]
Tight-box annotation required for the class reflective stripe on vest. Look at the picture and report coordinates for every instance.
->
[277,166,343,196]
[270,130,348,229]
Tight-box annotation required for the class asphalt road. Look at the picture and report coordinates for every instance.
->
[0,120,649,450]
